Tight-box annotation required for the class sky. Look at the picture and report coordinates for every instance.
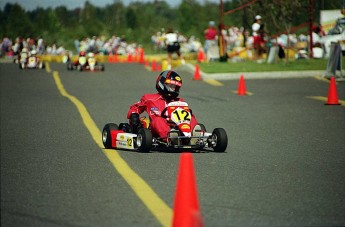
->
[0,0,221,11]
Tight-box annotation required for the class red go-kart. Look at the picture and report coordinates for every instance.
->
[102,101,228,152]
[67,55,104,71]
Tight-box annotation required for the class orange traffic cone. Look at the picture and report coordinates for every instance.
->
[133,54,139,63]
[108,54,113,63]
[326,76,340,105]
[139,49,145,64]
[113,54,118,63]
[197,49,205,63]
[127,53,133,63]
[238,75,246,96]
[157,63,162,71]
[172,153,203,227]
[151,60,157,71]
[193,64,201,80]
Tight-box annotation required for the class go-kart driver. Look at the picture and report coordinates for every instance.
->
[127,70,198,139]
[73,51,87,66]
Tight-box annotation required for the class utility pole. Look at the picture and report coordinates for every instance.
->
[219,0,227,61]
[309,0,314,58]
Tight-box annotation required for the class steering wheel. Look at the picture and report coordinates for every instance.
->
[161,107,168,118]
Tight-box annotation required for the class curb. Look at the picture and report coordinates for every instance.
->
[179,63,326,80]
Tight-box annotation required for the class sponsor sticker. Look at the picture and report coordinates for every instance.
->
[181,124,191,130]
[150,107,160,115]
[117,141,127,147]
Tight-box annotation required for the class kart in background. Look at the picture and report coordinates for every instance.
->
[102,101,228,153]
[19,54,45,69]
[67,54,105,71]
[13,48,29,64]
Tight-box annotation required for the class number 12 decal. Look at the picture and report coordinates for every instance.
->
[171,109,191,123]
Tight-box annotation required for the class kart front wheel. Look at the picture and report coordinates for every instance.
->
[102,123,119,148]
[211,128,228,152]
[67,63,73,70]
[136,128,152,153]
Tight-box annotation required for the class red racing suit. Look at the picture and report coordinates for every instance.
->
[127,93,198,138]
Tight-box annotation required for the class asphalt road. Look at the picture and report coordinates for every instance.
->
[1,62,345,227]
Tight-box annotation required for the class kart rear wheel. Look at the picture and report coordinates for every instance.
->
[211,128,228,152]
[137,128,152,153]
[102,123,119,149]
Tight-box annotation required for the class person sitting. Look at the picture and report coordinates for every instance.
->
[126,70,198,139]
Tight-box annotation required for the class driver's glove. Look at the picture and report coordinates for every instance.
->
[129,113,141,133]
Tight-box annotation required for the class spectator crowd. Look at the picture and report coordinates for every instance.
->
[151,28,202,54]
[0,36,67,58]
[1,21,329,61]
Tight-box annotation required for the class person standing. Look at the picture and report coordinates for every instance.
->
[204,21,218,61]
[164,28,184,70]
[252,15,265,61]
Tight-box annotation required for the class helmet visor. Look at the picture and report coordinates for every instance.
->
[166,83,177,92]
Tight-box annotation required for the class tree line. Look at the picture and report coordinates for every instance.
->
[0,0,341,51]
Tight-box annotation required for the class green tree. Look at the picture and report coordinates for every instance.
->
[248,0,302,62]
[29,7,61,39]
[80,1,104,36]
[177,0,203,36]
[126,8,137,29]
[1,0,340,54]
[103,1,125,36]
[0,3,33,38]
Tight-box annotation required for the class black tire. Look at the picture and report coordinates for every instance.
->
[101,64,105,71]
[102,123,119,148]
[211,128,228,152]
[198,123,206,132]
[67,63,73,70]
[192,123,206,135]
[136,128,152,153]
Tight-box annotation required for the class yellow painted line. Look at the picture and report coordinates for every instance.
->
[313,76,340,84]
[52,71,172,227]
[231,90,253,96]
[313,76,329,83]
[306,96,345,106]
[203,79,224,86]
[145,66,152,71]
[45,62,51,73]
